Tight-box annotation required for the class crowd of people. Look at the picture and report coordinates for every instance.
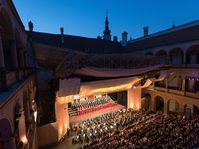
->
[69,109,199,149]
[71,96,112,110]
[70,96,115,115]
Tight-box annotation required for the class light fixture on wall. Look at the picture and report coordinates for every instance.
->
[127,85,132,89]
[21,135,28,144]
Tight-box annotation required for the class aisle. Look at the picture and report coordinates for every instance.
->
[69,104,124,123]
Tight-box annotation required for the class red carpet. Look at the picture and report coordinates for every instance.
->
[69,104,124,123]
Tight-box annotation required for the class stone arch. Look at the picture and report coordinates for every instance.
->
[155,50,167,64]
[167,99,179,113]
[0,7,15,69]
[193,105,199,115]
[169,48,184,64]
[145,52,153,56]
[0,114,14,133]
[23,90,31,132]
[141,93,151,111]
[155,96,164,112]
[183,104,199,115]
[13,101,22,147]
[186,45,199,64]
[155,50,167,56]
[0,118,15,149]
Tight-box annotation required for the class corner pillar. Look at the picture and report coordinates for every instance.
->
[0,30,5,68]
[179,103,184,114]
[182,79,186,91]
[164,100,168,114]
[19,111,29,146]
[183,51,186,64]
[151,95,156,112]
[55,100,70,141]
[127,88,141,110]
[10,40,18,68]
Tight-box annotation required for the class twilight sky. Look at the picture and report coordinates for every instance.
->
[13,0,199,40]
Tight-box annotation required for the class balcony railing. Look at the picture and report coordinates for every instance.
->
[154,86,199,99]
[185,91,199,99]
[168,88,185,96]
[154,86,168,92]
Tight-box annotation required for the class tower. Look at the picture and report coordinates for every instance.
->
[28,21,34,32]
[103,11,111,40]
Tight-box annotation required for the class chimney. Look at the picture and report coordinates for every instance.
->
[28,21,33,32]
[121,32,127,46]
[172,21,176,28]
[113,36,118,42]
[60,27,64,44]
[97,36,102,40]
[143,26,149,37]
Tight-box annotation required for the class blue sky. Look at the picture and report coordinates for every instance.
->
[13,0,199,40]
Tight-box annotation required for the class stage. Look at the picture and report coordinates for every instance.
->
[69,104,124,123]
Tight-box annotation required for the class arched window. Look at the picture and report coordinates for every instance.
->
[169,48,184,64]
[186,45,199,64]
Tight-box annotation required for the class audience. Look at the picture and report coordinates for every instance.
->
[70,109,199,149]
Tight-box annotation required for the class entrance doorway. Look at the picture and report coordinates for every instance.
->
[155,96,164,112]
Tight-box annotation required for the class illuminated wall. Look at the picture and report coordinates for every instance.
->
[127,88,141,110]
[55,101,69,141]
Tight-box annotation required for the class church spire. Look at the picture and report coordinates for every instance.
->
[103,10,111,40]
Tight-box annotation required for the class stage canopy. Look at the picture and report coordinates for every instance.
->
[74,65,163,78]
[80,76,141,96]
[56,66,167,104]
[58,76,141,94]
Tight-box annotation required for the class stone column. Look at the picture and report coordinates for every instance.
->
[55,101,70,141]
[150,95,156,112]
[23,51,27,68]
[165,78,168,89]
[127,88,141,110]
[164,100,168,114]
[179,103,184,114]
[182,79,186,91]
[0,30,5,68]
[10,40,18,68]
[183,51,186,64]
[20,50,25,68]
[18,110,28,146]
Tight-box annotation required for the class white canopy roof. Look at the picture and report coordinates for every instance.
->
[74,65,163,78]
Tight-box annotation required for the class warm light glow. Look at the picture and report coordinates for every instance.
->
[90,84,132,95]
[127,88,141,110]
[136,103,141,110]
[129,102,134,109]
[59,126,63,135]
[21,136,28,144]
[57,95,74,104]
[127,85,132,89]
[34,111,37,122]
[64,121,68,129]
[74,94,80,99]
[80,77,142,96]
